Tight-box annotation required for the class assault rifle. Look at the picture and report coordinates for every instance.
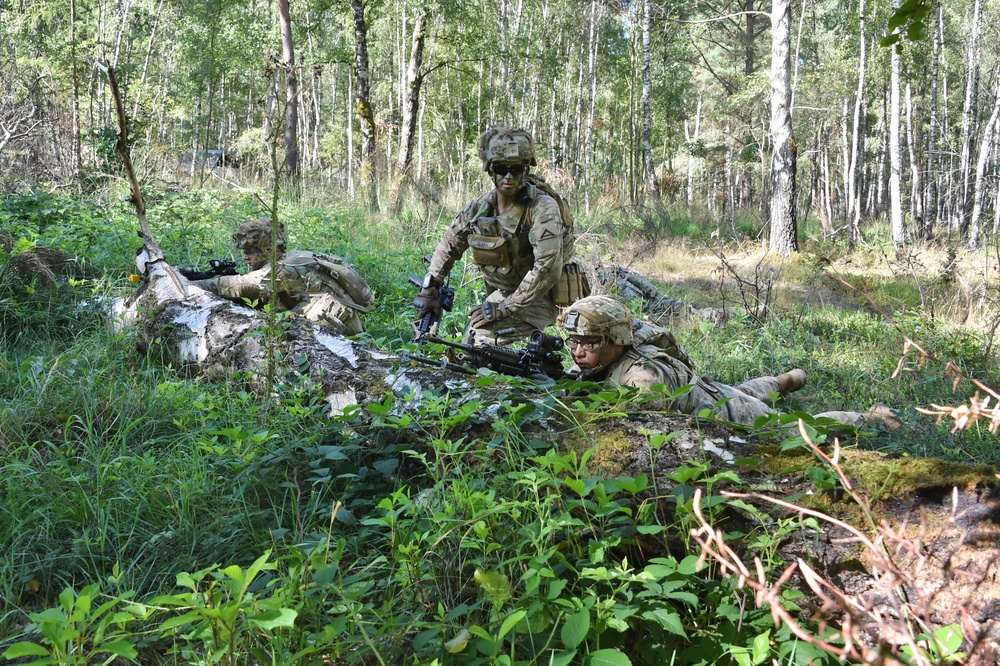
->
[408,273,456,341]
[179,259,239,281]
[402,329,567,380]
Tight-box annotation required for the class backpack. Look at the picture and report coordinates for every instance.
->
[308,252,375,313]
[525,173,573,232]
[631,321,695,370]
[523,174,591,305]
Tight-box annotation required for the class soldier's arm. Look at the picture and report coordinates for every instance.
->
[504,195,568,313]
[194,266,272,303]
[426,198,484,281]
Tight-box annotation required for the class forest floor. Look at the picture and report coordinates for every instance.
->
[573,236,1000,657]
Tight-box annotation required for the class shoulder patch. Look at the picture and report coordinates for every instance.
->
[537,228,557,241]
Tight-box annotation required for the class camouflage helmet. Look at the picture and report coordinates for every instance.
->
[478,125,537,172]
[232,216,286,253]
[558,295,634,346]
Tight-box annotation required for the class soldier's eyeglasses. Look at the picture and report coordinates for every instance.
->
[492,164,526,177]
[567,339,601,353]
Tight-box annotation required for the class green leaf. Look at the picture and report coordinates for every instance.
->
[474,569,511,602]
[641,609,687,637]
[752,630,771,663]
[249,608,297,630]
[549,650,578,666]
[497,610,526,640]
[588,648,632,666]
[561,608,590,649]
[2,642,51,658]
[98,639,139,660]
[158,611,204,631]
[932,623,964,654]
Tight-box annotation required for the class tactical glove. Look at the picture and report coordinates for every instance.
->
[413,275,443,318]
[467,300,511,328]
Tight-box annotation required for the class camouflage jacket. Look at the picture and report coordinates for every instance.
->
[194,250,373,334]
[427,181,575,314]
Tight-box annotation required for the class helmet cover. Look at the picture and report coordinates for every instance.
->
[478,125,537,172]
[233,216,287,253]
[558,295,634,346]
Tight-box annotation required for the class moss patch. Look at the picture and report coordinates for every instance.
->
[756,445,998,502]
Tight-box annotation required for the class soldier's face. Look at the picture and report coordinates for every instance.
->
[244,248,266,270]
[569,336,624,377]
[491,163,527,197]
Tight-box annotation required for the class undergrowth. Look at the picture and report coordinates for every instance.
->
[0,185,996,664]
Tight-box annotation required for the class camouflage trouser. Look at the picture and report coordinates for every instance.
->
[296,294,365,335]
[733,376,785,406]
[670,375,871,427]
[463,289,559,346]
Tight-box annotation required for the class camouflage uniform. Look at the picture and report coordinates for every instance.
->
[420,126,581,345]
[428,182,574,344]
[194,218,373,335]
[559,295,883,428]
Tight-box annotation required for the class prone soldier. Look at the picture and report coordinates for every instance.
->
[192,216,374,335]
[557,295,900,430]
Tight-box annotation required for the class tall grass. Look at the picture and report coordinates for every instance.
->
[1,186,997,664]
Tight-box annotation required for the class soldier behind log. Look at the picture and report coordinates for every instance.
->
[413,125,588,346]
[193,216,374,335]
[558,295,901,430]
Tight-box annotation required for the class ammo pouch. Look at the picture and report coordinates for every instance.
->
[552,262,591,307]
[469,234,512,268]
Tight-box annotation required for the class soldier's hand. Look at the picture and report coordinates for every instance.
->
[467,300,511,328]
[413,285,442,318]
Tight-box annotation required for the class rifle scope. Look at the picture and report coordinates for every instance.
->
[528,330,564,353]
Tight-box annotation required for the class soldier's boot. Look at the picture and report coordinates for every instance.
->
[864,404,904,431]
[774,368,807,396]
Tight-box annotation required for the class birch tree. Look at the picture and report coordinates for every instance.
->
[641,0,658,197]
[889,3,904,249]
[278,0,299,181]
[351,0,377,204]
[768,0,797,256]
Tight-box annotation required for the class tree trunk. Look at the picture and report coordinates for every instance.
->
[583,0,599,216]
[351,0,377,206]
[278,0,299,182]
[70,0,81,177]
[685,92,702,208]
[847,0,866,244]
[924,0,941,240]
[957,0,983,239]
[905,83,923,239]
[889,14,904,249]
[768,0,797,256]
[641,0,658,197]
[390,12,425,212]
[968,63,1000,249]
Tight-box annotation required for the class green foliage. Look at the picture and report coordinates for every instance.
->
[2,186,996,665]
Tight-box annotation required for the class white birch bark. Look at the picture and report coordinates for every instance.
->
[889,13,904,248]
[641,0,658,196]
[847,0,866,242]
[769,0,797,256]
[968,65,1000,249]
[957,0,983,237]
